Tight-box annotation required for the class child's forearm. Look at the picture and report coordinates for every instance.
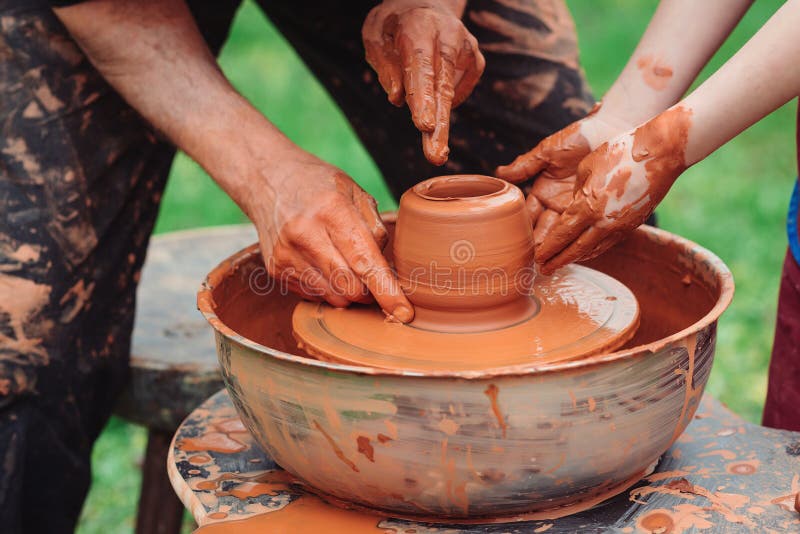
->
[678,0,800,166]
[600,0,752,126]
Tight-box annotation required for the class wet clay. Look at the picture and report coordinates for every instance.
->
[0,273,51,356]
[668,333,700,446]
[495,121,589,184]
[631,477,757,529]
[189,468,651,532]
[483,384,507,438]
[363,1,483,165]
[494,103,612,252]
[192,494,390,534]
[636,55,674,91]
[198,220,733,519]
[293,263,639,371]
[726,461,759,475]
[394,175,536,327]
[206,223,721,361]
[292,176,640,371]
[178,417,251,454]
[535,106,694,274]
[188,469,390,533]
[637,510,674,533]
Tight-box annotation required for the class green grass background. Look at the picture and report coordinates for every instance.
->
[77,1,796,531]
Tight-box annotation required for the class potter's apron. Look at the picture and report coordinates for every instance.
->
[762,179,800,430]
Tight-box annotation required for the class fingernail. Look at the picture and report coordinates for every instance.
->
[392,305,414,323]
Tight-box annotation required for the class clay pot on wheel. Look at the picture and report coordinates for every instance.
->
[393,175,536,332]
[291,174,640,372]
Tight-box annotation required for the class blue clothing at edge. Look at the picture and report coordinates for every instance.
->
[789,179,800,264]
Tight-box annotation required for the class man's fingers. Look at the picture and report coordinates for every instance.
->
[353,190,389,249]
[453,37,485,107]
[495,148,548,184]
[422,42,456,166]
[274,250,351,308]
[364,39,405,106]
[526,193,544,226]
[296,232,371,304]
[540,226,604,275]
[363,10,405,106]
[532,209,560,251]
[534,203,592,266]
[329,210,414,323]
[382,43,406,106]
[397,30,436,132]
[284,279,322,303]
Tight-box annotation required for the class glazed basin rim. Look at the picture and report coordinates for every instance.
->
[197,224,734,379]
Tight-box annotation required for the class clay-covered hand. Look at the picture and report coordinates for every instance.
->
[246,155,414,323]
[534,106,693,274]
[363,0,484,165]
[495,106,631,251]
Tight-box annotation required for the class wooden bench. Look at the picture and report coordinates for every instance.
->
[116,225,257,534]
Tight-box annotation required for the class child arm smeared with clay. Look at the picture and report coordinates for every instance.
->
[532,0,800,274]
[495,0,752,252]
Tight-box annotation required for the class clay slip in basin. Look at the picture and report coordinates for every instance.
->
[293,175,640,371]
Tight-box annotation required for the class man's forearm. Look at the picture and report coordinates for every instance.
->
[600,0,752,127]
[54,0,415,318]
[52,0,293,210]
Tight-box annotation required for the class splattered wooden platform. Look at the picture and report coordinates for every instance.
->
[169,390,800,533]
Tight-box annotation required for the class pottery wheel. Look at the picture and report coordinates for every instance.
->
[293,265,640,372]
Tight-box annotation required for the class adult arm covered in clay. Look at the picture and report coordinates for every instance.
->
[363,0,485,165]
[496,0,752,251]
[53,0,415,322]
[534,0,800,273]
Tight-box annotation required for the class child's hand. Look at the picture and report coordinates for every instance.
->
[534,106,693,274]
[495,106,632,251]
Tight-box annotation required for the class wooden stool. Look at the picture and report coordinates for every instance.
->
[116,225,257,534]
[169,390,800,532]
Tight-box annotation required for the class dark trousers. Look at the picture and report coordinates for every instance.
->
[0,0,592,531]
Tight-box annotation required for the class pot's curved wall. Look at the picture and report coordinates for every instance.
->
[200,223,732,518]
[219,323,714,517]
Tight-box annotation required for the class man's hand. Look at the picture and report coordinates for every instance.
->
[246,153,414,322]
[495,106,632,252]
[363,0,484,165]
[534,106,693,274]
[53,0,415,322]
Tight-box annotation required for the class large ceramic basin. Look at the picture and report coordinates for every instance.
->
[197,219,733,520]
